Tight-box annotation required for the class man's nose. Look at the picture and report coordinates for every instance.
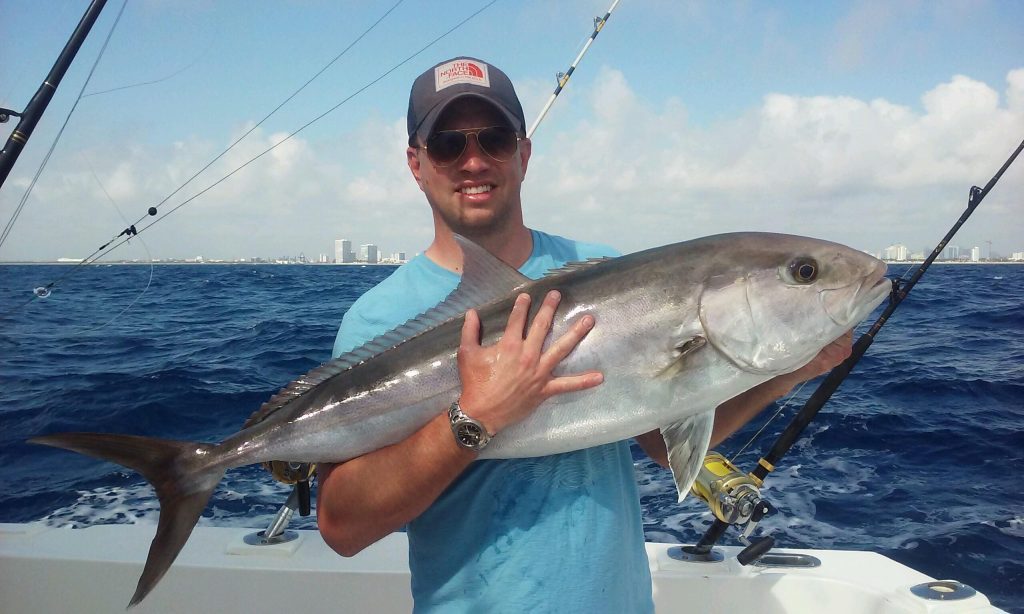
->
[458,134,492,171]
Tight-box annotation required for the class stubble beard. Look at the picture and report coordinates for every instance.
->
[435,194,521,243]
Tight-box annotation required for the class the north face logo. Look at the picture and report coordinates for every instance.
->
[434,60,490,91]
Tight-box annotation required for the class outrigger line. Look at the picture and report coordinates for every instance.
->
[526,0,621,139]
[0,0,499,316]
[692,136,1024,557]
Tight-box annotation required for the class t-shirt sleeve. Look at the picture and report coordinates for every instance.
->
[332,298,385,358]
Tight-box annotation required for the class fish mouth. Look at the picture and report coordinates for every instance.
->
[821,261,889,327]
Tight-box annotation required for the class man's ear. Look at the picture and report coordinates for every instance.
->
[518,137,532,179]
[407,146,425,190]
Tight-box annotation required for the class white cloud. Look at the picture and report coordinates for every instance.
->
[525,66,1024,255]
[2,67,1022,261]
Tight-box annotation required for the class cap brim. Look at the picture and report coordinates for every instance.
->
[413,92,524,145]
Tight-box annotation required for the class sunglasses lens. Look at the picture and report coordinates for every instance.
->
[426,131,468,165]
[477,127,518,161]
[425,127,519,166]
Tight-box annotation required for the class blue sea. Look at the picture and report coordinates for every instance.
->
[1,262,1021,611]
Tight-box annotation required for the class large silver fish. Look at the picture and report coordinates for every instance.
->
[30,232,889,606]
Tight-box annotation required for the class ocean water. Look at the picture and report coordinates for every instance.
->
[1,262,1021,612]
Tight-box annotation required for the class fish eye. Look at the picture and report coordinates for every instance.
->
[789,258,818,284]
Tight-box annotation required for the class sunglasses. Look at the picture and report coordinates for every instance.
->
[421,126,521,167]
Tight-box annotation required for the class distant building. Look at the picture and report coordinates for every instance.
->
[395,252,406,262]
[1010,251,1024,261]
[944,245,960,261]
[883,244,908,261]
[971,246,981,262]
[361,244,379,264]
[335,239,355,263]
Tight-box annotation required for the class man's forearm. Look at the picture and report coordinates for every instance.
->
[635,375,798,468]
[317,412,475,557]
[710,376,795,447]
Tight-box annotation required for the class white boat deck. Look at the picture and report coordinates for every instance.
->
[0,522,1003,613]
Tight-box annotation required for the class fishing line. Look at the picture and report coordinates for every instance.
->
[63,0,409,266]
[0,0,129,252]
[3,0,414,313]
[31,0,503,281]
[67,163,155,336]
[81,12,221,99]
[728,380,810,462]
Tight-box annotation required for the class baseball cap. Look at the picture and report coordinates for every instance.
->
[407,57,526,146]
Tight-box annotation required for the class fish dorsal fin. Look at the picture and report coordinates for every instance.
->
[385,235,531,337]
[245,236,530,429]
[543,257,613,278]
[244,355,364,428]
[451,234,531,305]
[662,410,716,502]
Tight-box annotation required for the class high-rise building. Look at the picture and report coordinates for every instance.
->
[883,244,908,261]
[944,245,960,260]
[970,246,981,262]
[334,239,355,263]
[361,244,379,264]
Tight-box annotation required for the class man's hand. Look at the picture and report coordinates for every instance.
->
[774,330,854,394]
[457,290,603,435]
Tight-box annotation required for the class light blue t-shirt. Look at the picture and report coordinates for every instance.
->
[333,229,654,614]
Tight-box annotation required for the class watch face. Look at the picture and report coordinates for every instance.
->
[456,422,485,448]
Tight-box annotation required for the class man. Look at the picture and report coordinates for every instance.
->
[317,57,852,612]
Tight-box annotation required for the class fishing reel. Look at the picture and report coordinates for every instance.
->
[262,460,315,518]
[690,451,774,544]
[246,461,316,547]
[262,460,316,485]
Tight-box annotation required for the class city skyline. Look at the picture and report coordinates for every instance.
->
[876,241,1024,262]
[9,235,1024,265]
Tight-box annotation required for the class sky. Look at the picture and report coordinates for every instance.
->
[1,0,1022,262]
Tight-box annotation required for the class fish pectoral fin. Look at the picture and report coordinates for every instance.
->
[656,335,707,378]
[661,410,715,502]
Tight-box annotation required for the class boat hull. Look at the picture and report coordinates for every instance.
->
[0,523,1003,613]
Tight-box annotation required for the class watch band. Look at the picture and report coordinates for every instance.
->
[448,400,493,451]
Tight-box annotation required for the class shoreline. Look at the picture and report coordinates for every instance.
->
[0,261,404,266]
[1,260,1021,266]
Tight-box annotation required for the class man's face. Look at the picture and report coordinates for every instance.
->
[407,97,532,238]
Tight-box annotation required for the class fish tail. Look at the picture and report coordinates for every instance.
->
[28,432,225,608]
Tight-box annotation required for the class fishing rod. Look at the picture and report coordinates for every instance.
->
[526,0,621,139]
[0,0,108,188]
[684,136,1024,562]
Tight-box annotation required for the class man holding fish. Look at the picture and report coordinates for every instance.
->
[32,56,886,609]
[316,57,855,613]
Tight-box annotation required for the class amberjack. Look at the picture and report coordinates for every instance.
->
[30,232,889,606]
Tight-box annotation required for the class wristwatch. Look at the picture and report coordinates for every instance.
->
[448,399,493,451]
